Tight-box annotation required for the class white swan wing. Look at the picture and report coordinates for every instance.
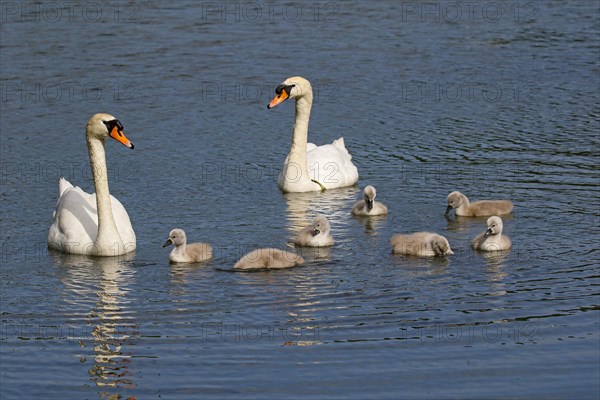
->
[306,137,358,189]
[48,178,135,253]
[48,179,97,252]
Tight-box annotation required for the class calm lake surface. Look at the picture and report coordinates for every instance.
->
[1,1,599,398]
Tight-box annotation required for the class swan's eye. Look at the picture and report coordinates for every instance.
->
[275,84,295,96]
[103,119,124,135]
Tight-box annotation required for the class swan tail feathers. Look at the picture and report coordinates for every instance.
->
[58,177,73,196]
[332,137,346,150]
[332,137,353,159]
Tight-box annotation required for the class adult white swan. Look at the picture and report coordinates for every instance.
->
[48,113,136,256]
[267,76,359,192]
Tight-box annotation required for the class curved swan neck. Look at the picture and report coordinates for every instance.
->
[292,97,312,147]
[87,135,124,253]
[287,96,312,176]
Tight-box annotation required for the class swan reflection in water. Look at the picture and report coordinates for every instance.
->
[283,187,358,261]
[477,249,510,297]
[353,213,388,236]
[390,252,450,278]
[51,250,138,396]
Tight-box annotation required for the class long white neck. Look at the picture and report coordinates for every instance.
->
[284,95,312,185]
[87,136,124,255]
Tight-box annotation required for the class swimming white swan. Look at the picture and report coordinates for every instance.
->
[352,185,388,216]
[48,113,136,256]
[445,191,513,217]
[234,248,304,270]
[163,228,213,263]
[267,76,359,192]
[390,232,454,257]
[471,216,512,251]
[293,215,334,247]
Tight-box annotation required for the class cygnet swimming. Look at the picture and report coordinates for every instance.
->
[445,191,513,217]
[471,216,512,251]
[293,215,334,247]
[390,232,454,257]
[352,185,388,216]
[163,228,213,263]
[234,248,305,270]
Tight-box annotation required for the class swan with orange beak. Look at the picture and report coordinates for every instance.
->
[104,118,134,149]
[267,76,359,193]
[48,113,136,256]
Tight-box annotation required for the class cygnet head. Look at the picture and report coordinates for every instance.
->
[445,191,465,214]
[484,216,504,237]
[432,236,454,256]
[267,76,312,109]
[363,185,377,212]
[87,113,134,149]
[163,228,187,248]
[311,215,330,237]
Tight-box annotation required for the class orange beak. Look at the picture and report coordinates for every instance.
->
[267,90,289,109]
[109,126,134,149]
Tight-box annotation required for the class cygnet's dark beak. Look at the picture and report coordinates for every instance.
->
[445,205,453,215]
[162,238,173,248]
[483,228,493,238]
[311,229,321,237]
[366,199,374,212]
